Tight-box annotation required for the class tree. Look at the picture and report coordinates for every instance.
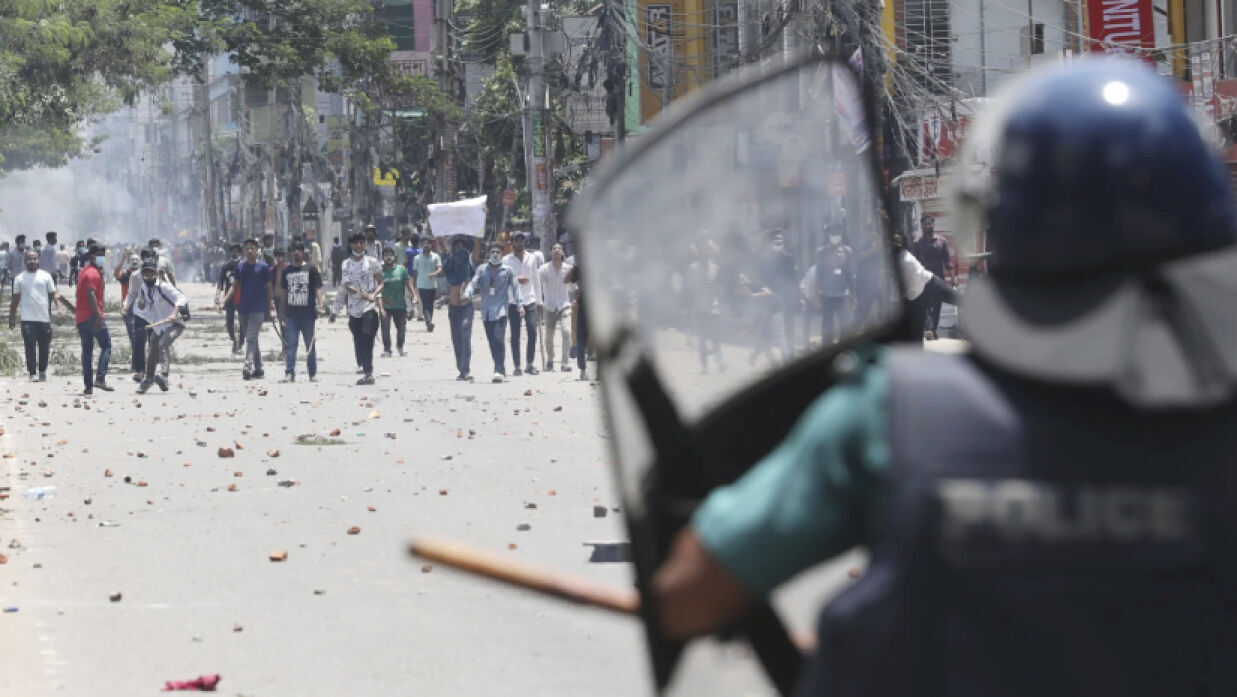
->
[0,0,194,174]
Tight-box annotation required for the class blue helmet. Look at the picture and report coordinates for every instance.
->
[960,59,1237,408]
[974,58,1235,278]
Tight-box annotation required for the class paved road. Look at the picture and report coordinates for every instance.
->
[0,281,859,696]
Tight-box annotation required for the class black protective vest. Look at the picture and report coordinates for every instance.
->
[799,349,1237,697]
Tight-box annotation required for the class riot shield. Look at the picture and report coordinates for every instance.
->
[570,53,905,694]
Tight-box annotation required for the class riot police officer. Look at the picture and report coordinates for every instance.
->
[651,58,1237,696]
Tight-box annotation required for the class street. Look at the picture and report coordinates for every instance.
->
[0,281,859,697]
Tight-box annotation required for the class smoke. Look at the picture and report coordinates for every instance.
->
[0,163,141,247]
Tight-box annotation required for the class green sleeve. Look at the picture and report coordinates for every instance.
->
[692,357,890,595]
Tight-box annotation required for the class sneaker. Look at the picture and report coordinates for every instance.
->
[398,348,405,357]
[243,370,254,381]
[136,380,151,395]
[132,372,143,383]
[153,375,169,392]
[428,322,434,333]
[252,370,265,380]
[279,373,295,383]
[513,368,523,377]
[356,374,375,386]
[456,373,466,381]
[94,378,114,392]
[28,374,37,382]
[492,373,504,383]
[579,368,587,381]
[546,361,554,371]
[525,366,539,376]
[308,375,317,382]
[82,387,93,396]
[561,364,571,372]
[465,373,474,382]
[38,372,47,382]
[381,351,392,358]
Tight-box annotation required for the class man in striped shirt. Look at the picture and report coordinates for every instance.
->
[537,244,573,372]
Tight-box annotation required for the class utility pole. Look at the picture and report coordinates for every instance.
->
[525,0,553,245]
[198,54,220,245]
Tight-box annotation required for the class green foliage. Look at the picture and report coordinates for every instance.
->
[0,0,194,173]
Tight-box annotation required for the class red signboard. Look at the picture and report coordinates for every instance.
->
[1087,0,1155,54]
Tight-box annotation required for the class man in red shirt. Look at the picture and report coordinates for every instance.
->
[75,243,113,395]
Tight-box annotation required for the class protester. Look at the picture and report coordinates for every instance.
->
[401,231,423,321]
[412,239,442,332]
[814,224,855,344]
[131,260,186,393]
[364,224,382,261]
[537,244,573,372]
[231,238,274,381]
[445,236,480,381]
[149,239,178,287]
[40,231,60,282]
[75,243,113,395]
[329,236,345,287]
[379,247,412,357]
[686,238,724,374]
[502,232,541,376]
[331,232,384,385]
[260,232,276,266]
[278,242,324,382]
[304,229,324,272]
[565,261,589,381]
[9,235,28,286]
[215,243,244,354]
[0,242,10,289]
[8,249,67,382]
[467,242,520,383]
[910,213,955,338]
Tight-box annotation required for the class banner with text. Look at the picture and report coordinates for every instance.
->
[428,195,488,238]
[1087,0,1155,54]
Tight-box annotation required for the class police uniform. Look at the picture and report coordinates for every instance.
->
[691,59,1237,696]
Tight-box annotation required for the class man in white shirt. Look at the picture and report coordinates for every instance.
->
[305,229,324,271]
[363,224,383,261]
[133,260,187,393]
[502,232,542,375]
[9,249,68,381]
[537,244,573,372]
[331,232,385,385]
[893,233,961,340]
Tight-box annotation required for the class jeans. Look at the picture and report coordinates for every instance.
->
[239,312,265,374]
[508,303,537,368]
[418,288,437,328]
[349,310,379,376]
[909,277,962,335]
[544,307,572,366]
[575,300,589,372]
[20,321,51,375]
[283,314,317,377]
[146,325,183,379]
[380,308,407,353]
[484,315,508,375]
[76,319,111,389]
[224,300,242,351]
[820,296,848,343]
[131,315,149,375]
[448,303,474,376]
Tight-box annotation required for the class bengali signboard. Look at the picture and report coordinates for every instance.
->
[711,1,739,79]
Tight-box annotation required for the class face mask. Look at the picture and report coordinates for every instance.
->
[829,235,842,246]
[352,248,364,257]
[94,256,106,267]
[76,246,84,254]
[488,252,501,265]
[232,255,241,262]
[383,257,394,266]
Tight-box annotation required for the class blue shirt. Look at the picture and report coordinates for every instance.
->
[467,263,518,322]
[404,246,421,271]
[234,260,272,314]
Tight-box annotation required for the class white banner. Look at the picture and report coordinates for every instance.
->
[427,195,488,238]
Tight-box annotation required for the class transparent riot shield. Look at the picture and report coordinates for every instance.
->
[570,53,904,695]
